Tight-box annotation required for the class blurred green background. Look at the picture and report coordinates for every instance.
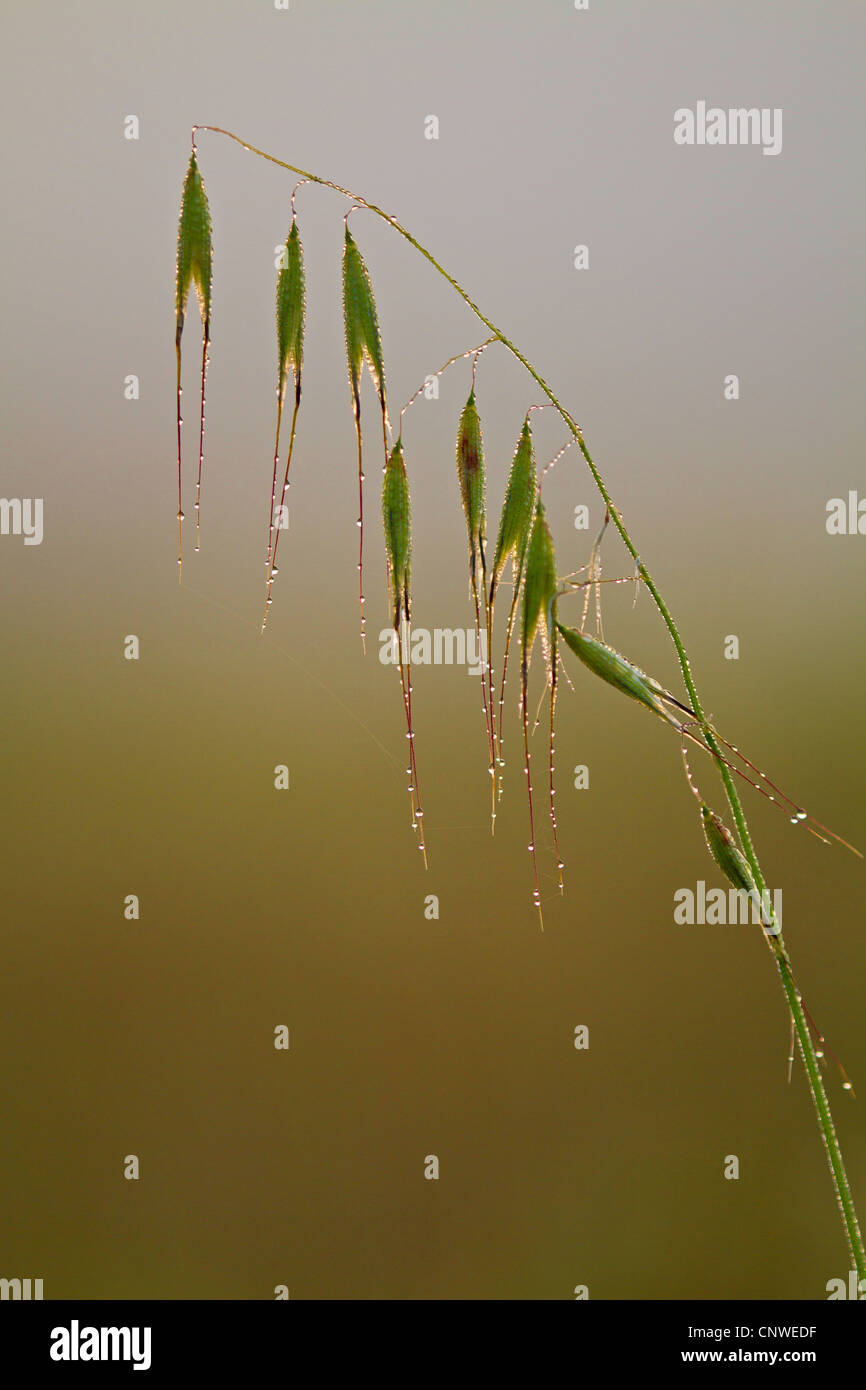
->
[1,0,864,1298]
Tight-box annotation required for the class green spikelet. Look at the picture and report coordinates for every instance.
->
[489,417,536,606]
[456,389,486,583]
[342,224,388,650]
[700,806,758,898]
[522,500,558,671]
[176,153,213,334]
[699,804,780,932]
[342,226,386,413]
[556,624,678,725]
[383,437,411,631]
[520,500,562,911]
[276,221,305,397]
[457,388,497,812]
[383,437,426,867]
[492,417,538,811]
[175,151,214,573]
[263,219,306,629]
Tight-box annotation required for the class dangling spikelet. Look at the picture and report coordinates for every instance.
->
[383,438,426,866]
[343,224,388,652]
[175,151,213,576]
[263,218,305,630]
[520,500,560,923]
[490,416,537,798]
[455,389,496,813]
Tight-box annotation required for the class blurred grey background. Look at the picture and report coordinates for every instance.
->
[0,0,864,1298]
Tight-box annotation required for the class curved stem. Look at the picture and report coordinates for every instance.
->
[193,126,864,1278]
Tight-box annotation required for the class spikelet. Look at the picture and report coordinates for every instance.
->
[175,152,213,574]
[383,439,425,867]
[489,417,536,607]
[456,390,497,805]
[343,225,388,651]
[492,417,538,800]
[520,501,561,919]
[556,624,678,725]
[263,219,305,629]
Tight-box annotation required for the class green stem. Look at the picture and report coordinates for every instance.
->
[194,127,865,1279]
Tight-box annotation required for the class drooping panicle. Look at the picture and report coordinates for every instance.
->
[383,438,426,867]
[343,223,388,651]
[175,151,213,574]
[263,218,306,629]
